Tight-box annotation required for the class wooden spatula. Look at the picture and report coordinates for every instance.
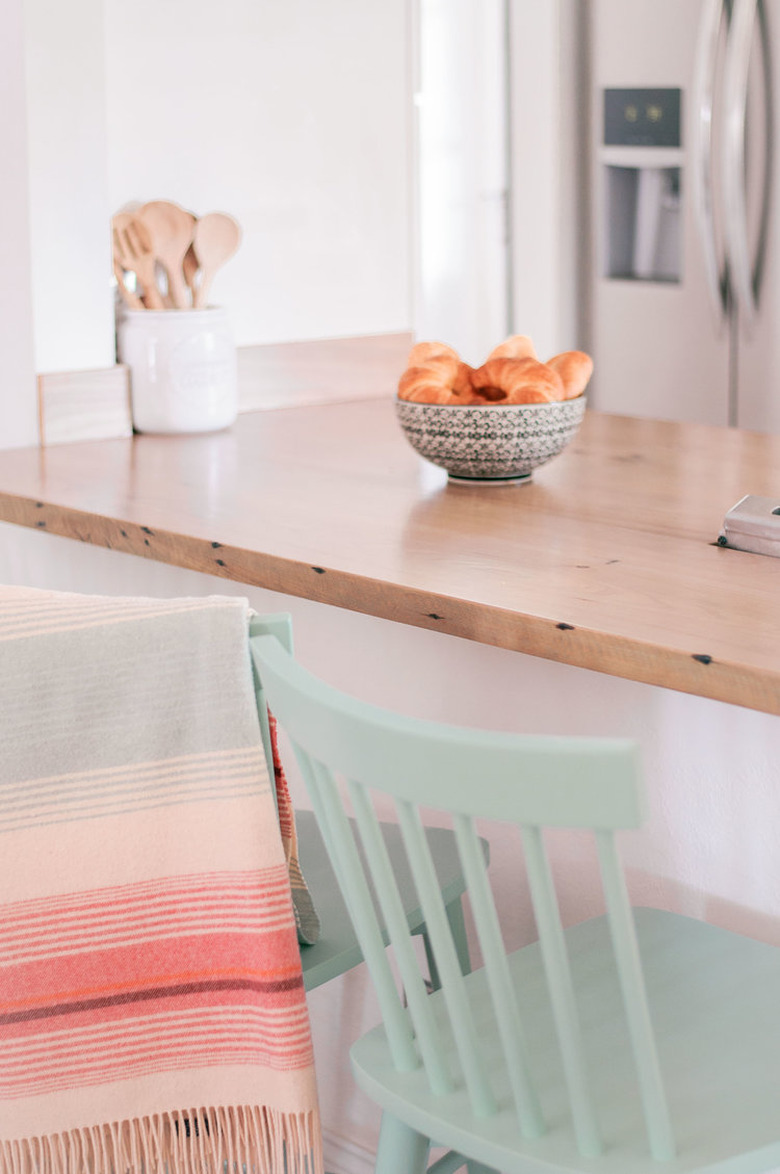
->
[139,200,196,309]
[112,213,164,309]
[192,212,242,309]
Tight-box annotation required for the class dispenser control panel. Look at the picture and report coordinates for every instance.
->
[603,88,681,147]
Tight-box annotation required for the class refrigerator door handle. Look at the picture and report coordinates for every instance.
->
[723,0,771,329]
[693,0,729,326]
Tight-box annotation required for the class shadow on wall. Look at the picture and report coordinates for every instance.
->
[628,864,780,950]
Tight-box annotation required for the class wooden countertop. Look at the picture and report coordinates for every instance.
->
[0,389,778,714]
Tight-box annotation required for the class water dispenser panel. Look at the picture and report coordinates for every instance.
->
[604,166,681,282]
[603,88,681,147]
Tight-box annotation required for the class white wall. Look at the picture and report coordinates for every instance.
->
[4,0,583,448]
[23,0,115,374]
[413,0,510,366]
[0,0,38,448]
[8,0,413,425]
[103,0,412,348]
[506,0,593,363]
[508,0,567,362]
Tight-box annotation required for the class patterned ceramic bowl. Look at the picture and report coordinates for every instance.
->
[395,395,587,483]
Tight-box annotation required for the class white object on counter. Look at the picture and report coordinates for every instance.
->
[720,495,780,556]
[117,307,238,434]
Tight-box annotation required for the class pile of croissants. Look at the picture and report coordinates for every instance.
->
[397,335,593,405]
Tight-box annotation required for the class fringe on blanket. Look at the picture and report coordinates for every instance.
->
[1,1106,323,1174]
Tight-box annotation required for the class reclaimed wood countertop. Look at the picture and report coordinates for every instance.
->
[0,357,779,713]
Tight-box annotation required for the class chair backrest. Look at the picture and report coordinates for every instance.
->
[249,628,675,1163]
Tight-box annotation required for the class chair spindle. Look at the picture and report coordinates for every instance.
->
[595,829,676,1161]
[348,778,454,1095]
[452,812,546,1140]
[395,798,498,1118]
[295,746,419,1072]
[521,825,603,1157]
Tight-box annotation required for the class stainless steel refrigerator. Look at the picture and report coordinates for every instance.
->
[589,0,777,431]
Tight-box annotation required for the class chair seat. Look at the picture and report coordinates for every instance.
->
[351,907,780,1174]
[295,810,483,991]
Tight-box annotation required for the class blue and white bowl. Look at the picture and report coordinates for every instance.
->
[395,395,587,483]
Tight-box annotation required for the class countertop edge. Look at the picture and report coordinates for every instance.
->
[2,491,778,717]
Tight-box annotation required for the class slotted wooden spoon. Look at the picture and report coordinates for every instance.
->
[111,213,164,309]
[192,212,242,309]
[138,200,196,309]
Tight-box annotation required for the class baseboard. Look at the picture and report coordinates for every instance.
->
[321,1127,376,1174]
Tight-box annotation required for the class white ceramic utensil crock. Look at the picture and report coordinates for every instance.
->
[117,307,238,434]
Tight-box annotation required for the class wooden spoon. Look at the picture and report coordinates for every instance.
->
[138,200,196,309]
[182,241,200,303]
[111,213,164,309]
[193,213,242,309]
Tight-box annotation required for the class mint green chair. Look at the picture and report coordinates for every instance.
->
[250,627,780,1174]
[248,615,474,992]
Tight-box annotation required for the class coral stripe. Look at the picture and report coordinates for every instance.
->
[1,946,304,1010]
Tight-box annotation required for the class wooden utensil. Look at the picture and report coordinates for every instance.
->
[182,242,200,303]
[112,259,144,310]
[139,200,196,309]
[192,212,242,309]
[111,213,164,310]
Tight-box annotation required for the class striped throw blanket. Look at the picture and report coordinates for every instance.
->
[0,587,322,1174]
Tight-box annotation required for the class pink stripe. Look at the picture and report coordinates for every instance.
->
[2,1049,316,1098]
[3,1022,315,1073]
[0,867,284,922]
[3,1013,312,1062]
[3,1013,313,1059]
[1,1048,313,1084]
[1,901,294,955]
[4,1037,314,1075]
[1,893,293,946]
[4,1028,314,1073]
[3,892,292,934]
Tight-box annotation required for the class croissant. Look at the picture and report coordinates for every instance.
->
[398,366,455,404]
[471,357,564,404]
[398,336,589,406]
[545,351,593,399]
[398,351,474,403]
[419,354,473,397]
[486,334,538,363]
[407,340,461,368]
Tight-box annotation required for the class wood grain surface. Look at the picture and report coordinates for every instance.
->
[37,365,132,446]
[0,390,779,713]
